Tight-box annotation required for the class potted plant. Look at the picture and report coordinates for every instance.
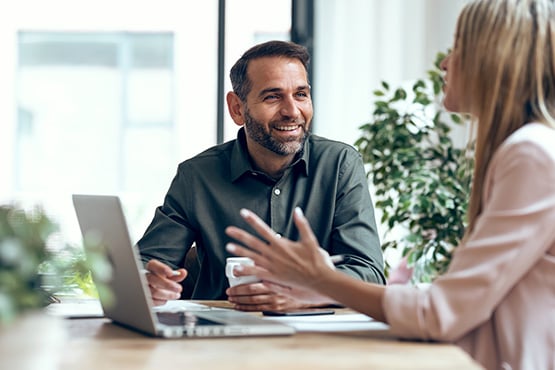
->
[0,203,112,368]
[354,52,473,283]
[0,204,111,324]
[0,205,59,324]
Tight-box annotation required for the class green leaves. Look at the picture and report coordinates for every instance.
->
[0,206,55,323]
[355,51,472,283]
[0,205,113,325]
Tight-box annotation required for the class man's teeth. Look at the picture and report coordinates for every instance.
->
[275,126,298,131]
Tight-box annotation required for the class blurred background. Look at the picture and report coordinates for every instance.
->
[0,0,467,249]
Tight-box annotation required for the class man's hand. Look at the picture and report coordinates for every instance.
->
[226,282,309,311]
[226,280,336,311]
[144,259,187,306]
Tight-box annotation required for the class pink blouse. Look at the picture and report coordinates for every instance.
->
[383,123,555,370]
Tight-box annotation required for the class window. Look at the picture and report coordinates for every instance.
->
[16,32,176,242]
[5,1,293,246]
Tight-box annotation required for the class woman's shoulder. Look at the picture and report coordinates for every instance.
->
[501,122,555,161]
[504,122,555,148]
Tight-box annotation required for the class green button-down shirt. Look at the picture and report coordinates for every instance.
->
[138,128,385,299]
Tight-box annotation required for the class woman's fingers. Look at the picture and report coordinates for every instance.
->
[226,208,327,288]
[239,209,282,244]
[225,225,268,253]
[292,207,320,248]
[226,208,284,261]
[225,240,264,265]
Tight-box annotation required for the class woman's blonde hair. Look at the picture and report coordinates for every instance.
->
[456,0,555,233]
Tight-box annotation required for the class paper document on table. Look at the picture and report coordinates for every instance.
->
[264,313,390,333]
[46,298,104,318]
[153,300,220,312]
[46,300,221,318]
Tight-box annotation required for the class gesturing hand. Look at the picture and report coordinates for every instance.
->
[225,207,334,291]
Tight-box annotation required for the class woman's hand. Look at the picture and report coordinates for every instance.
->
[225,207,335,291]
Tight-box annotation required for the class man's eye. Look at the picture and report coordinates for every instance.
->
[264,95,279,101]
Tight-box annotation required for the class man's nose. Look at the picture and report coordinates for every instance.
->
[279,96,301,118]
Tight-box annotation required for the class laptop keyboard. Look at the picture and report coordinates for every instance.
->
[156,312,223,327]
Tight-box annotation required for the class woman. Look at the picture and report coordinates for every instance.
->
[224,0,555,369]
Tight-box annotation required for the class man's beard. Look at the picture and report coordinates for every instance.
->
[244,109,308,156]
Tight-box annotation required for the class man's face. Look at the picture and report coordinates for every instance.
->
[242,57,313,156]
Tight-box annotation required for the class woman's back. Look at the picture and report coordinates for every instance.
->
[457,123,555,369]
[384,123,555,370]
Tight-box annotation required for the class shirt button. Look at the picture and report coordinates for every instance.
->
[274,188,281,196]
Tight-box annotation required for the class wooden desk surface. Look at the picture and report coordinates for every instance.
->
[57,301,483,370]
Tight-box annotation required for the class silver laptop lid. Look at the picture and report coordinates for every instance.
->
[72,194,161,336]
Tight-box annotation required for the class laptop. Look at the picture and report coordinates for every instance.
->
[72,194,295,338]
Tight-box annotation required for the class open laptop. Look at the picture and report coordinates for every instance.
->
[72,194,295,338]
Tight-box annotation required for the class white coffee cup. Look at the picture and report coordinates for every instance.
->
[225,257,260,287]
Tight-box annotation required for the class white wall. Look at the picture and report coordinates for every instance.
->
[313,0,467,146]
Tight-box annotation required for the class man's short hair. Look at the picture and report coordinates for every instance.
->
[229,40,310,101]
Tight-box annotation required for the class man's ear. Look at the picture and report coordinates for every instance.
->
[226,92,245,126]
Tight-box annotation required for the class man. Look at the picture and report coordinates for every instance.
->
[138,40,385,311]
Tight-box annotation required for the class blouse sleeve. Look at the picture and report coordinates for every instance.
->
[382,137,555,341]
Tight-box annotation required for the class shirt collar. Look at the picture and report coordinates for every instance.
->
[230,128,309,182]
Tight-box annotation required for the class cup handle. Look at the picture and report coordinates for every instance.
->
[226,263,237,278]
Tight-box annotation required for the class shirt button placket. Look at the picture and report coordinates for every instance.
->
[271,187,283,237]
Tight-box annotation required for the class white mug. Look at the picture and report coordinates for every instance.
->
[225,257,260,287]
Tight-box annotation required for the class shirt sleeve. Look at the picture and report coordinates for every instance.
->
[333,149,387,285]
[382,138,555,341]
[137,166,195,270]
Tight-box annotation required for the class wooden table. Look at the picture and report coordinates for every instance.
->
[57,301,483,370]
